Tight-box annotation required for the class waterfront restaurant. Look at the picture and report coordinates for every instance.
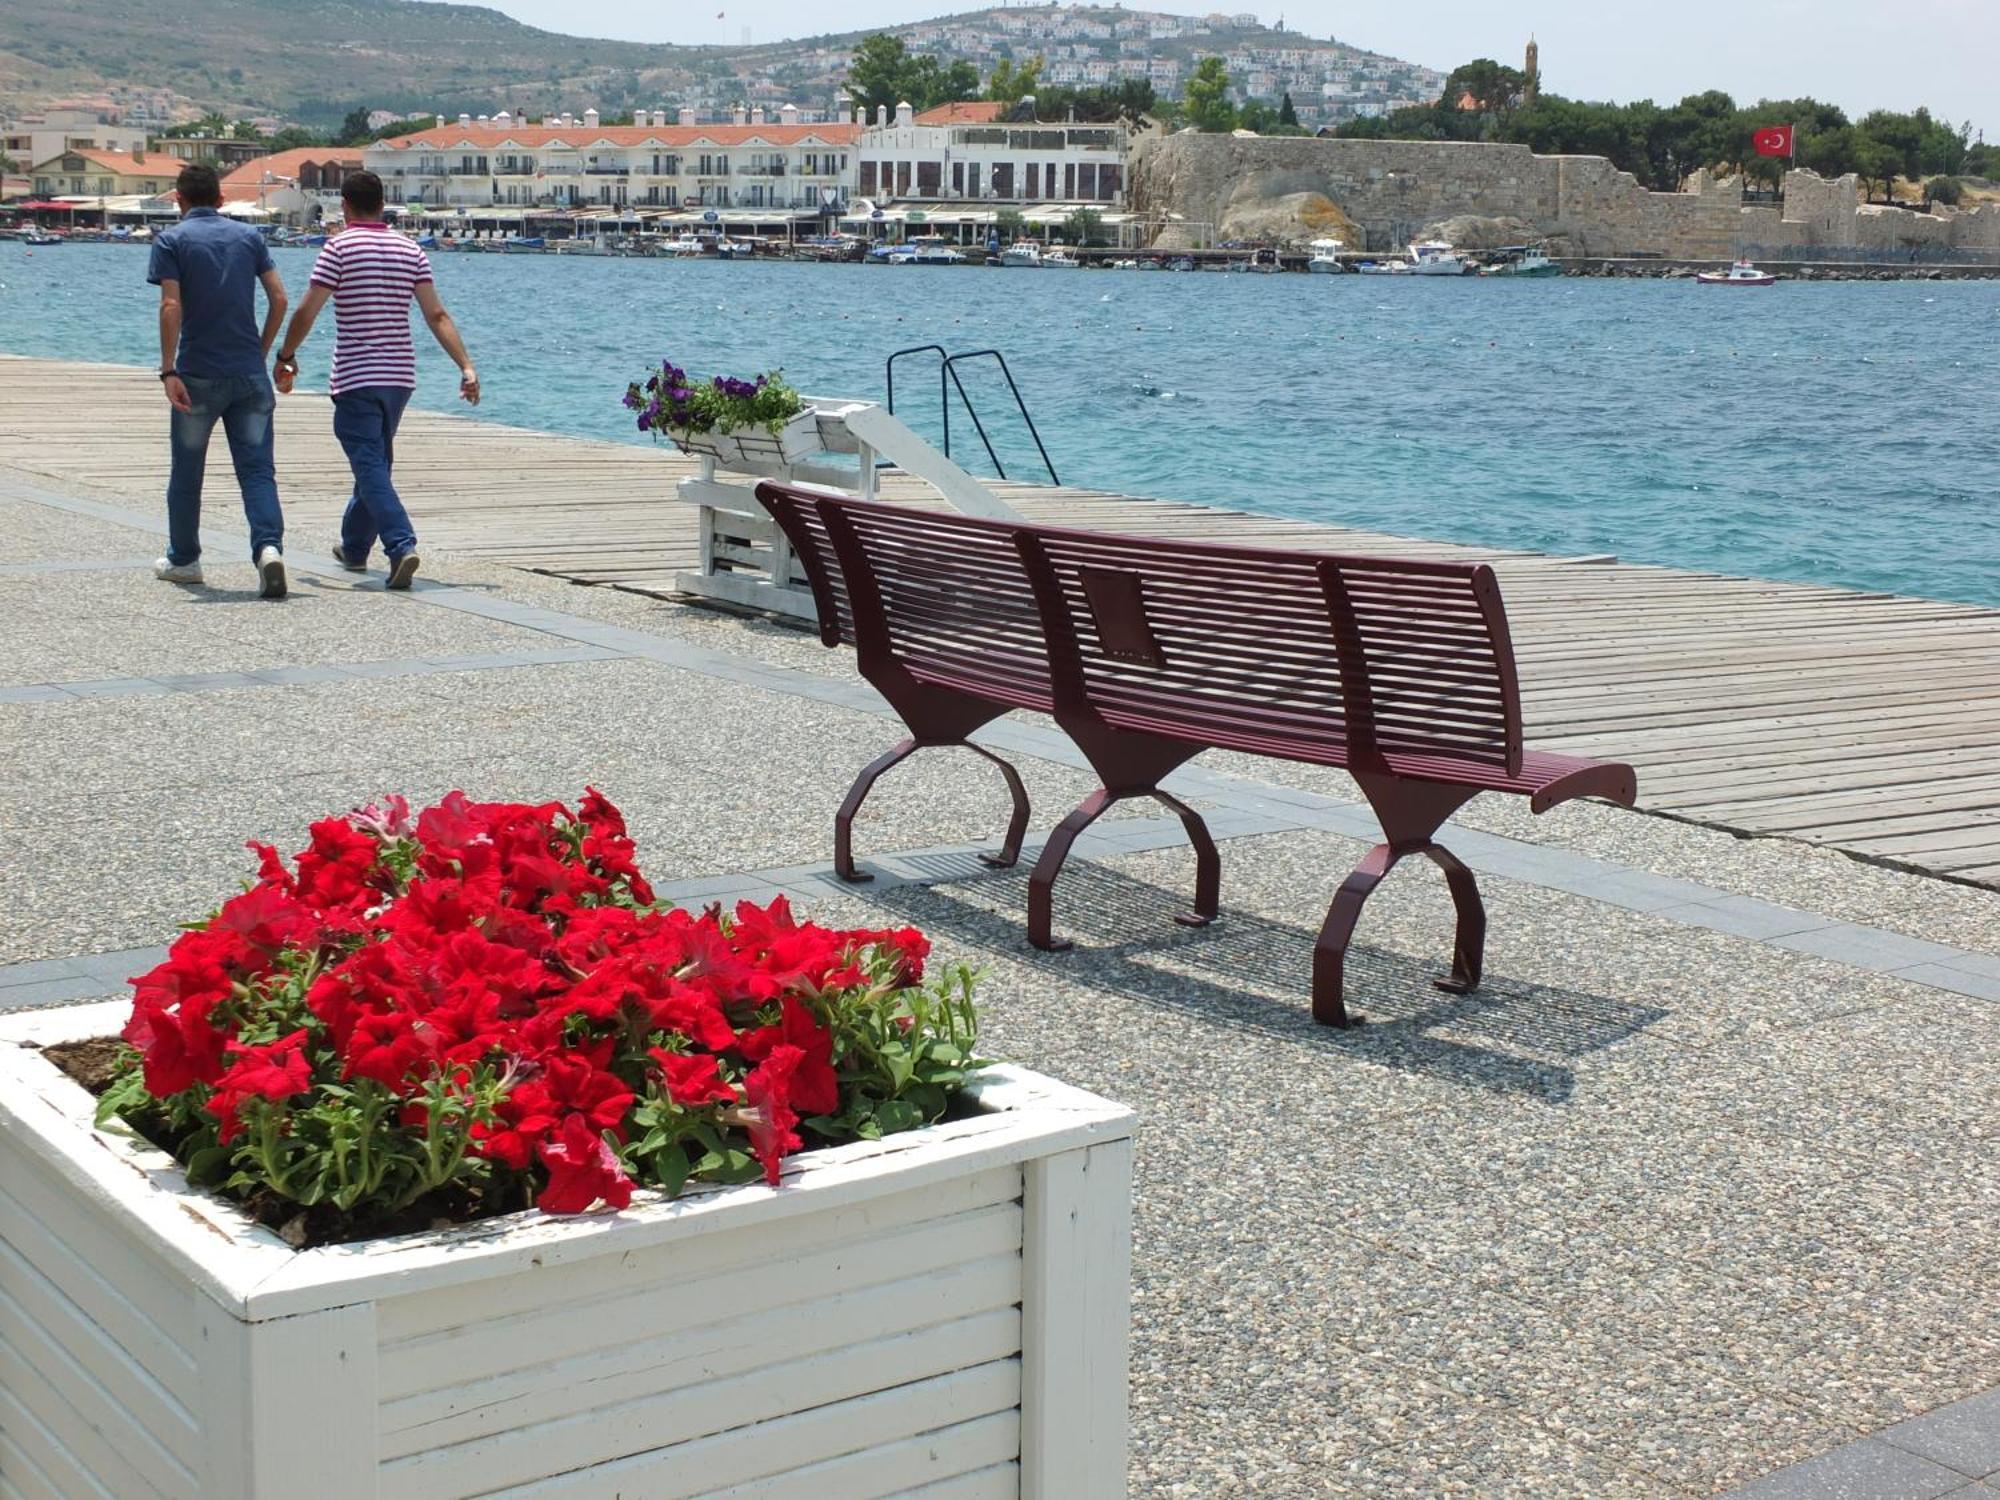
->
[362,108,859,235]
[851,99,1130,214]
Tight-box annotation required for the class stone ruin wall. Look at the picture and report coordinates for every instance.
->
[1129,134,2000,261]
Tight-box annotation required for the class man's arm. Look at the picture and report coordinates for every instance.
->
[413,282,479,406]
[257,267,289,358]
[157,280,191,414]
[273,283,333,381]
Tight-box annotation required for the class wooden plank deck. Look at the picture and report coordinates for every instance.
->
[7,355,1999,887]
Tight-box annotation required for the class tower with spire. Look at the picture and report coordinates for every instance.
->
[1524,35,1540,104]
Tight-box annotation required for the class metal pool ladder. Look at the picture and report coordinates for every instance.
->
[885,345,1061,486]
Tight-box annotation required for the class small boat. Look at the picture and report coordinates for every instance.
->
[662,235,705,258]
[1479,244,1561,278]
[1696,259,1778,286]
[1164,256,1196,272]
[501,235,546,253]
[1355,257,1410,276]
[1042,247,1082,269]
[887,235,967,266]
[1306,239,1346,274]
[999,241,1044,268]
[1226,246,1280,273]
[1409,240,1474,276]
[22,231,63,247]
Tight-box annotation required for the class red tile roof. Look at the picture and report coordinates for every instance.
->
[374,122,860,151]
[220,147,363,188]
[914,101,1006,125]
[41,149,178,178]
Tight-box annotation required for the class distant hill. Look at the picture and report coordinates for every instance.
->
[0,0,1439,131]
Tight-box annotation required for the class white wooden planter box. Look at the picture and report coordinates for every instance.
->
[0,1002,1134,1500]
[671,409,824,469]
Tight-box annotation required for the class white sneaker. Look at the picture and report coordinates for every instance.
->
[154,556,203,584]
[256,546,287,600]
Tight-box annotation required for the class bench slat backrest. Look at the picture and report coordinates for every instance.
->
[1018,526,1354,757]
[755,481,854,647]
[814,496,1055,713]
[1319,558,1525,777]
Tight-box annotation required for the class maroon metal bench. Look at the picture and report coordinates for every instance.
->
[756,480,1638,1027]
[754,482,1037,883]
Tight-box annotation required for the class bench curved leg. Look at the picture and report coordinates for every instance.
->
[965,743,1033,870]
[1027,788,1115,952]
[1311,843,1400,1028]
[1424,843,1486,994]
[1150,788,1220,928]
[833,738,921,883]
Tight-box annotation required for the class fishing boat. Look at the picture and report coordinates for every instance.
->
[1355,255,1411,276]
[1042,247,1082,269]
[999,241,1045,268]
[501,235,547,254]
[1696,259,1778,286]
[1479,244,1561,278]
[662,235,705,257]
[22,231,63,247]
[1306,239,1347,273]
[1165,256,1196,272]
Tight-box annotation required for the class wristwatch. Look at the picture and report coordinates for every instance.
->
[158,369,175,381]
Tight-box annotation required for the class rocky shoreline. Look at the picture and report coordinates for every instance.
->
[1567,259,2000,281]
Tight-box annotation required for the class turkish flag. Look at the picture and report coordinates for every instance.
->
[1753,125,1794,157]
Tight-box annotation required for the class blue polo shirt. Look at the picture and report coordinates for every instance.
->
[146,208,276,379]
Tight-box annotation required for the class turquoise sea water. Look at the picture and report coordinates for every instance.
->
[4,242,1997,605]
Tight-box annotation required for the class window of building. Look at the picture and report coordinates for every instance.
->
[952,161,964,194]
[992,162,1012,197]
[917,160,941,196]
[1065,163,1076,198]
[1079,163,1098,199]
[895,161,911,196]
[967,162,982,197]
[1100,164,1122,199]
[860,160,877,195]
[1026,162,1039,198]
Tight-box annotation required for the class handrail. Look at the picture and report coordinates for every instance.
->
[884,344,1059,486]
[945,350,1059,486]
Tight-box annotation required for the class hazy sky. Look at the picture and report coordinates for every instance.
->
[467,0,1996,135]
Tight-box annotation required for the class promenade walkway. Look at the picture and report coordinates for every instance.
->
[6,355,2000,892]
[1,418,1996,1495]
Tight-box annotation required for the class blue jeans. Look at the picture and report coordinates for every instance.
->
[165,373,283,566]
[332,386,417,564]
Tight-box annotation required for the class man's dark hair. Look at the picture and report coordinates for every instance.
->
[176,164,222,208]
[341,170,386,216]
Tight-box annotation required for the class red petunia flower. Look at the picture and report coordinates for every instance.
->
[536,1114,634,1213]
[651,1049,737,1108]
[742,1044,805,1185]
[206,1029,312,1144]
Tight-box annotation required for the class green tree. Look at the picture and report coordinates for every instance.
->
[847,34,980,116]
[1062,206,1104,244]
[1965,139,1999,179]
[985,57,1044,104]
[337,107,372,145]
[1278,91,1299,128]
[1852,135,1902,200]
[1924,175,1962,206]
[1444,58,1527,114]
[1183,56,1237,133]
[995,205,1026,239]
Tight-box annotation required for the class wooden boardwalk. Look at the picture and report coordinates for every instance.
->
[7,355,2000,887]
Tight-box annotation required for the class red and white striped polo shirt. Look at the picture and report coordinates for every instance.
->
[308,224,434,395]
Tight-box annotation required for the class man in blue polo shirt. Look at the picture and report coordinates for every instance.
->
[148,163,292,598]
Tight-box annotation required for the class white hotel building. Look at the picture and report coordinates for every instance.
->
[848,100,1134,240]
[362,106,859,232]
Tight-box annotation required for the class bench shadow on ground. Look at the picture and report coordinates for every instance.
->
[854,854,1668,1105]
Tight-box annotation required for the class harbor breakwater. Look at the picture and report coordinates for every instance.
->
[1130,134,2000,264]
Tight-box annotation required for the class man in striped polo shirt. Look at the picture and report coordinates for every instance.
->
[273,170,479,589]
